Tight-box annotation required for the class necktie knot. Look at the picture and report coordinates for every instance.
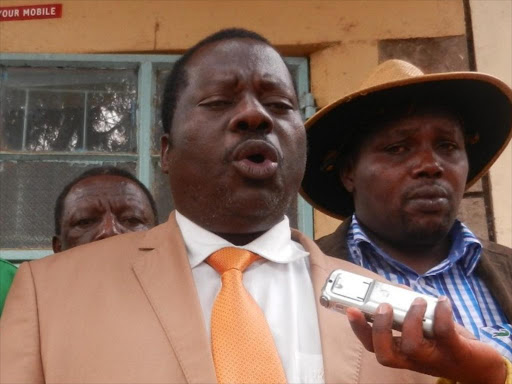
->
[207,247,261,275]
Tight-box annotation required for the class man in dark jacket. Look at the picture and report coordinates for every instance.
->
[301,59,512,360]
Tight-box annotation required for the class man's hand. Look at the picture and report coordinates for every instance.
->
[346,296,507,384]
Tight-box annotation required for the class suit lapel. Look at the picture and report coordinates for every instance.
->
[293,230,362,383]
[131,212,217,384]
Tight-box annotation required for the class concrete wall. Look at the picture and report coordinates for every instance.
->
[0,0,464,55]
[1,0,509,244]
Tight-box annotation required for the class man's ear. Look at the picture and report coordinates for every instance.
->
[160,134,172,174]
[340,161,355,193]
[52,236,62,253]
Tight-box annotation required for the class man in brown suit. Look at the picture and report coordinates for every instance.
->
[1,29,508,384]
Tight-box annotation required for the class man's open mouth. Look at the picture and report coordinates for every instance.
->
[232,140,279,180]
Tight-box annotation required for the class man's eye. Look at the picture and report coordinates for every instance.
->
[264,98,294,111]
[268,103,293,111]
[438,142,458,151]
[122,217,144,226]
[199,99,232,108]
[73,218,96,227]
[384,144,408,154]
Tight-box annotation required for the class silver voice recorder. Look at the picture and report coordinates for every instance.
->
[320,269,438,337]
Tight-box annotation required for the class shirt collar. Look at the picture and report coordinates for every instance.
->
[175,210,309,268]
[347,214,482,276]
[447,220,482,274]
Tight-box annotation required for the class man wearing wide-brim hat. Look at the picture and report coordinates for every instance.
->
[302,59,512,371]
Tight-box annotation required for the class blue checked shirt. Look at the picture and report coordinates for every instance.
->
[347,215,512,360]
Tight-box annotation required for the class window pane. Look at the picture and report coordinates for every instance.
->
[0,87,25,150]
[0,67,138,153]
[0,160,136,249]
[26,90,85,151]
[87,91,137,152]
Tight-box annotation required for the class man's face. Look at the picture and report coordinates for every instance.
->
[341,112,469,246]
[161,38,306,236]
[53,175,156,252]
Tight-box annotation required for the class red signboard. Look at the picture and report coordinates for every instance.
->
[0,3,62,22]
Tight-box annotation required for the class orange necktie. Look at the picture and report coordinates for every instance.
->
[207,247,287,384]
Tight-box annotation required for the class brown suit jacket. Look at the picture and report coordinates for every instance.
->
[0,212,436,384]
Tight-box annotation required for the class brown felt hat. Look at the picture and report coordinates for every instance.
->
[300,59,512,219]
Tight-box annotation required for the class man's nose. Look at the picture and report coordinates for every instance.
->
[94,213,123,242]
[411,149,444,179]
[229,96,273,133]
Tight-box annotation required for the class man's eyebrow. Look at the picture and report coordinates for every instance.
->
[258,80,297,103]
[381,126,418,138]
[383,124,462,139]
[202,72,239,87]
[436,123,463,134]
[67,207,100,220]
[258,74,294,90]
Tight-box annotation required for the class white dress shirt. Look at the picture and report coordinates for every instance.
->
[175,211,324,384]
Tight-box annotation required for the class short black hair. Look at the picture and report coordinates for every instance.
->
[161,28,273,135]
[54,166,158,235]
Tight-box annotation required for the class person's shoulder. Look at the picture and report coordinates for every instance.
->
[0,258,17,270]
[30,222,171,276]
[17,222,175,298]
[315,219,351,257]
[479,238,512,258]
[478,238,512,272]
[316,230,338,247]
[0,258,17,281]
[316,230,342,254]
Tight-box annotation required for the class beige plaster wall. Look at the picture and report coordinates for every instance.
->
[470,0,512,247]
[0,0,464,55]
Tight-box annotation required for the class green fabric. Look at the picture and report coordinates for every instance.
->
[0,258,17,317]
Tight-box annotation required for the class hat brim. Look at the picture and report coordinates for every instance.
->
[301,72,512,220]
